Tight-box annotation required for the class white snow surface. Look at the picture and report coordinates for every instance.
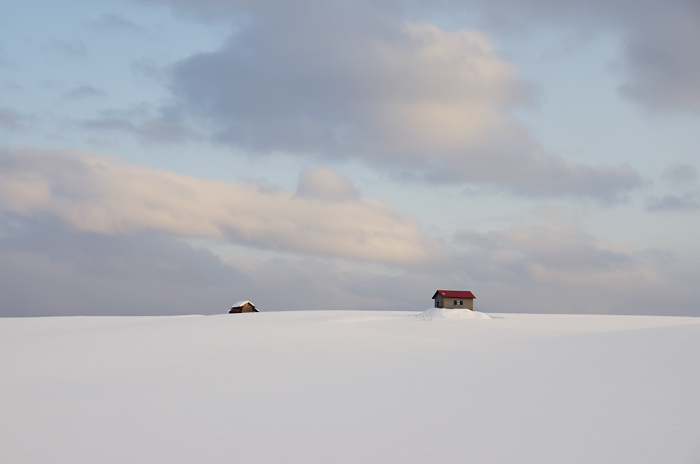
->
[419,307,491,319]
[2,310,700,464]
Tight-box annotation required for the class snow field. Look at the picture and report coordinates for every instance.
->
[1,310,699,464]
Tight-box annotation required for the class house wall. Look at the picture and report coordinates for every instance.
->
[435,295,474,310]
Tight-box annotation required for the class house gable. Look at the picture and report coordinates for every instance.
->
[229,301,258,313]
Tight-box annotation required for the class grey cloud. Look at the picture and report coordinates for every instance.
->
[233,257,442,313]
[452,153,641,203]
[0,215,237,287]
[47,39,87,58]
[662,163,698,185]
[452,224,700,315]
[136,117,196,144]
[0,108,24,131]
[443,0,700,113]
[645,193,700,212]
[646,163,700,211]
[617,1,700,112]
[137,0,405,24]
[0,215,243,317]
[82,107,194,144]
[130,58,166,81]
[62,84,108,100]
[164,1,639,201]
[85,13,145,34]
[82,117,135,132]
[2,202,699,317]
[0,215,441,316]
[40,79,64,90]
[454,225,636,279]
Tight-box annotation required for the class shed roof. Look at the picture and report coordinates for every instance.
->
[232,300,254,308]
[432,290,475,299]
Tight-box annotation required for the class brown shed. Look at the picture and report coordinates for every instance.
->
[432,290,475,310]
[229,301,259,313]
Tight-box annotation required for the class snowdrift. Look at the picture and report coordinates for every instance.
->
[418,307,491,319]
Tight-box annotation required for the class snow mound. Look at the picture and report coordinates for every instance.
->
[418,308,491,320]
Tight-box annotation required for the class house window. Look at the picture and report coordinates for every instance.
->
[454,300,463,306]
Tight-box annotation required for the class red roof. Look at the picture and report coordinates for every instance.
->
[432,290,475,299]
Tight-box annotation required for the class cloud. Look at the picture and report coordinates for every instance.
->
[645,193,700,212]
[1,156,697,317]
[162,3,640,200]
[296,168,360,202]
[452,222,698,315]
[170,18,528,158]
[435,0,700,113]
[662,163,698,185]
[0,213,448,316]
[85,13,144,34]
[130,58,166,81]
[0,217,243,316]
[454,225,638,279]
[83,116,192,145]
[46,39,87,59]
[616,0,700,112]
[62,84,108,100]
[646,163,700,211]
[0,147,447,266]
[4,213,699,317]
[0,108,24,131]
[82,106,195,145]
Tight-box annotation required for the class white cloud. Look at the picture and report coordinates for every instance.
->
[0,147,447,266]
[172,19,529,159]
[166,5,640,200]
[296,167,360,202]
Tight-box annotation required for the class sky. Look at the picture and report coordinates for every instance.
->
[1,0,699,316]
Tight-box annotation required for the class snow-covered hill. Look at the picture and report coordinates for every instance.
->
[2,310,699,463]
